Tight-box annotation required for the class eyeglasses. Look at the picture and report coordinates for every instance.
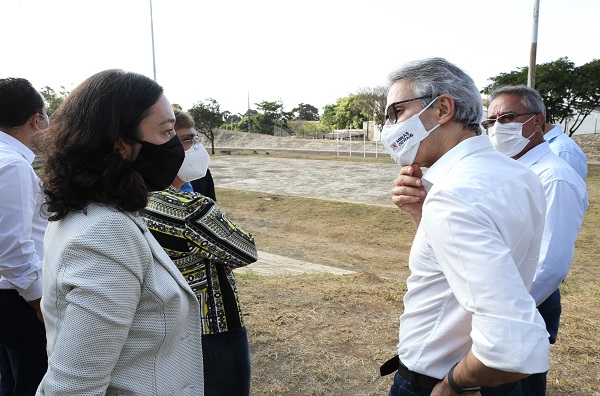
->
[180,134,200,146]
[385,96,430,124]
[480,112,537,129]
[38,113,49,123]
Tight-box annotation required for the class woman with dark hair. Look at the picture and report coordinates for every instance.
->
[36,69,204,395]
[143,109,258,396]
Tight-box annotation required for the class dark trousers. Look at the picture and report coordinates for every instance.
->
[519,288,562,396]
[388,371,523,396]
[0,290,47,396]
[203,326,251,396]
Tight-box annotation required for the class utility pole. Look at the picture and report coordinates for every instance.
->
[247,90,251,132]
[149,0,157,81]
[528,0,541,88]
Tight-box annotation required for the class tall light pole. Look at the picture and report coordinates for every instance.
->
[247,90,251,132]
[528,0,541,88]
[149,0,157,81]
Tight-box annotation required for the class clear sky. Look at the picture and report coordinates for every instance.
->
[1,0,598,116]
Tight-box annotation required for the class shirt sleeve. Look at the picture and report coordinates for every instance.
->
[0,160,43,300]
[530,179,588,305]
[185,197,258,268]
[423,190,549,374]
[40,217,146,395]
[555,150,587,180]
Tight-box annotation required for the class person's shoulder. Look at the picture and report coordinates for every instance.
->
[533,150,585,187]
[433,149,535,204]
[150,188,213,206]
[58,204,140,232]
[146,189,217,222]
[550,134,587,157]
[46,205,147,258]
[0,151,34,174]
[456,147,533,182]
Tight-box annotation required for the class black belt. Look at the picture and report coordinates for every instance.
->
[380,355,441,388]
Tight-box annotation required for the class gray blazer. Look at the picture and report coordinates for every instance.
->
[37,204,204,395]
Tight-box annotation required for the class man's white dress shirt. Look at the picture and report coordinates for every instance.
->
[517,141,588,305]
[545,124,587,180]
[397,136,550,379]
[0,131,47,301]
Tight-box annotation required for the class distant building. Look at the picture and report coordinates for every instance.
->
[322,121,380,141]
[322,129,364,140]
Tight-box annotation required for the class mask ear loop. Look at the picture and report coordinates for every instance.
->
[418,83,439,116]
[522,114,538,139]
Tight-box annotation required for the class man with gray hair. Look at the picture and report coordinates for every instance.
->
[485,85,588,395]
[382,58,550,395]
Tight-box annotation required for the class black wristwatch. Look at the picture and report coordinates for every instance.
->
[448,362,481,394]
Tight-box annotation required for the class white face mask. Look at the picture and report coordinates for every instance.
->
[177,143,210,182]
[381,97,440,166]
[488,115,536,157]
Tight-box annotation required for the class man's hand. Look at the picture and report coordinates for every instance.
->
[28,298,44,323]
[431,377,481,396]
[392,164,427,228]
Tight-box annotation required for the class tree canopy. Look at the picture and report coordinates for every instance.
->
[320,85,387,130]
[355,85,388,127]
[292,103,319,121]
[482,57,600,135]
[187,98,223,154]
[321,94,369,129]
[40,86,69,116]
[231,101,291,135]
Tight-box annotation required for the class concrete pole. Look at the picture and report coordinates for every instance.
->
[527,0,541,88]
[149,0,157,81]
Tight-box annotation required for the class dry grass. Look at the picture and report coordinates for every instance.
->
[216,163,600,396]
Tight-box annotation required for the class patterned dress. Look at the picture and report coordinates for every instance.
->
[142,187,258,334]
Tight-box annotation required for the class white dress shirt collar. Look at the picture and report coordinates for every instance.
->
[544,124,563,140]
[422,135,491,191]
[0,130,35,164]
[518,141,552,169]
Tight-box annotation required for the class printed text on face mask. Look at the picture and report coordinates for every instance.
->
[392,131,413,150]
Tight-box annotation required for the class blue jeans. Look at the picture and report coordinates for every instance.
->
[0,290,47,396]
[388,371,523,396]
[518,288,562,396]
[203,326,251,396]
[388,372,437,396]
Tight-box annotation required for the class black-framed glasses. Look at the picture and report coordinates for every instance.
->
[481,112,537,129]
[385,96,430,124]
[37,113,50,126]
[180,134,200,147]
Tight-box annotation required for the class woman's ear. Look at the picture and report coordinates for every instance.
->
[114,136,132,160]
[434,94,455,125]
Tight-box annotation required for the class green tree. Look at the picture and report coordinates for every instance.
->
[292,103,320,121]
[482,57,600,135]
[355,85,388,127]
[235,109,259,132]
[40,86,69,117]
[320,104,337,128]
[252,100,291,135]
[322,95,370,129]
[570,59,600,133]
[288,120,330,138]
[187,98,223,154]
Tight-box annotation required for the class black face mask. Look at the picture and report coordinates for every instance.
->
[130,136,185,192]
